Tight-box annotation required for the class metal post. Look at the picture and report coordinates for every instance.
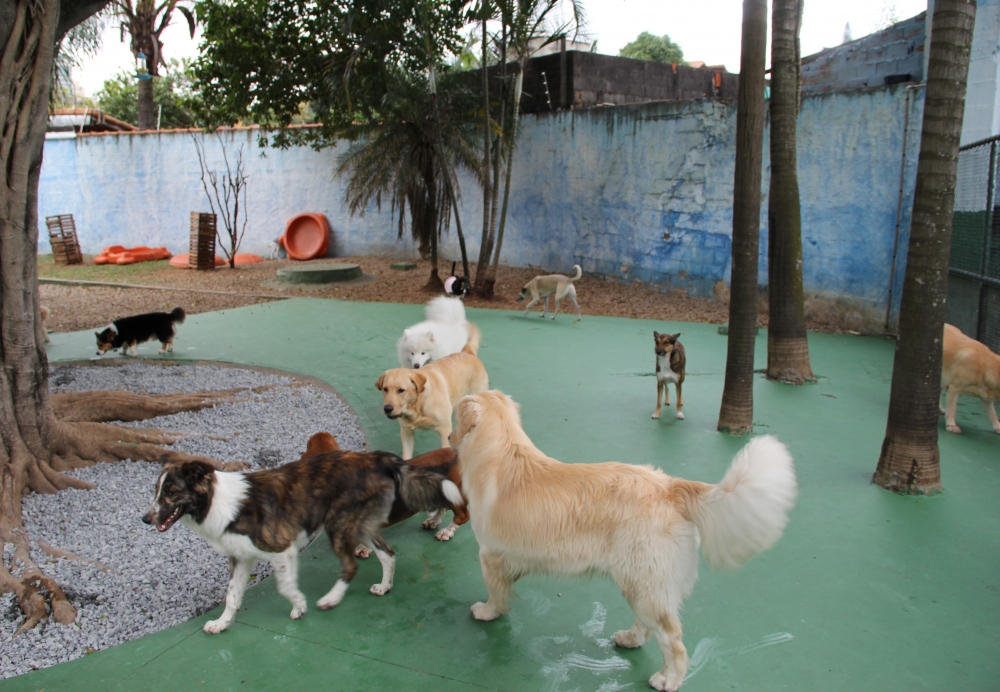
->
[977,140,996,341]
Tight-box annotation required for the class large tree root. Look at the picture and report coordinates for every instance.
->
[2,388,253,632]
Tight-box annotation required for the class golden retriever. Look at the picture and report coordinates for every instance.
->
[450,390,797,692]
[942,323,1000,434]
[377,342,488,460]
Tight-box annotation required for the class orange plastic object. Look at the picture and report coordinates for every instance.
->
[233,253,264,264]
[169,253,226,268]
[95,245,171,265]
[282,213,329,260]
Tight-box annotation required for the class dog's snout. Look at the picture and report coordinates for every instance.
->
[413,363,420,369]
[383,405,394,414]
[141,512,153,525]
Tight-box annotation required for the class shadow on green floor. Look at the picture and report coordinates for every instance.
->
[6,298,998,692]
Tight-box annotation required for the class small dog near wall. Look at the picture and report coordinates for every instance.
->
[652,332,686,420]
[450,390,797,692]
[143,451,462,633]
[378,339,489,460]
[941,323,1000,434]
[516,264,582,321]
[96,307,185,356]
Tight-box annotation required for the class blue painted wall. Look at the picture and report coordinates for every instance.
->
[38,84,922,332]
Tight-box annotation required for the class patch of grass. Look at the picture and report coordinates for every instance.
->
[38,254,170,282]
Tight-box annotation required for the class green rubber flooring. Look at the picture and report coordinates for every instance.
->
[5,297,999,691]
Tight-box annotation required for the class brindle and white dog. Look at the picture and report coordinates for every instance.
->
[652,331,686,420]
[143,452,462,634]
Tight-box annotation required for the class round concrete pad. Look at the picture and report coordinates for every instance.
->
[390,262,417,270]
[277,263,362,284]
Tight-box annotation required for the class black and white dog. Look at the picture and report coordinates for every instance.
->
[96,307,185,356]
[143,451,462,634]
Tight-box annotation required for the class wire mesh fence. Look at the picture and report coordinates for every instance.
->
[947,135,1000,351]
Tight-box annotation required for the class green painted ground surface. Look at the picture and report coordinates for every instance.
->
[5,298,999,692]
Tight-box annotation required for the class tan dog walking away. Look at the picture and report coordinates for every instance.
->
[516,264,582,321]
[652,332,685,420]
[450,390,796,692]
[377,333,488,459]
[941,323,1000,434]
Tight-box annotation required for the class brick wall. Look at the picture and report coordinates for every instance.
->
[801,12,926,93]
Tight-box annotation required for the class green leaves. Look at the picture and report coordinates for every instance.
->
[619,31,686,65]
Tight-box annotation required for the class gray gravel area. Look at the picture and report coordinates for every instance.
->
[0,361,366,679]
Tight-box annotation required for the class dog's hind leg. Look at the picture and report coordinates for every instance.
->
[674,381,684,420]
[982,397,1000,434]
[272,549,308,620]
[422,508,445,530]
[614,618,650,648]
[368,535,396,596]
[471,551,515,621]
[568,286,581,322]
[646,612,688,692]
[541,295,549,319]
[318,529,360,610]
[434,518,459,541]
[204,557,254,634]
[945,387,962,433]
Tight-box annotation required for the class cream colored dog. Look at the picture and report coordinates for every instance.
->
[942,323,1000,434]
[516,264,582,321]
[377,346,488,460]
[450,390,797,692]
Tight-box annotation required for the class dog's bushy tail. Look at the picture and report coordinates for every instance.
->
[569,264,582,282]
[391,464,463,511]
[682,435,797,571]
[462,322,482,356]
[170,307,186,324]
[425,295,466,324]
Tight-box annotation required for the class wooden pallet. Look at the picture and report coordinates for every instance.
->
[45,214,84,266]
[189,212,217,270]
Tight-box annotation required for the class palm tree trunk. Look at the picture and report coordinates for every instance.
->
[874,0,976,494]
[718,0,768,435]
[137,74,155,130]
[476,16,493,281]
[767,0,813,385]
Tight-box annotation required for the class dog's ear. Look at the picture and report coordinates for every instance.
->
[410,371,428,393]
[457,396,482,429]
[653,331,660,339]
[669,333,681,342]
[182,461,214,492]
[375,373,386,391]
[427,334,435,343]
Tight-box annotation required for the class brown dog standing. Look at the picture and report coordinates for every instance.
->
[652,331,686,420]
[941,323,1000,434]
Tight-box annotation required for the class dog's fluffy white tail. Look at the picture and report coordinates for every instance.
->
[442,479,463,507]
[425,296,466,324]
[689,435,797,571]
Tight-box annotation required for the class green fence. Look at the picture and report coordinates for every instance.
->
[947,135,1000,351]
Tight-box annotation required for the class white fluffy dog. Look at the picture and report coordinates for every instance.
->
[450,390,797,692]
[397,296,477,369]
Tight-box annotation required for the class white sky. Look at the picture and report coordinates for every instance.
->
[74,0,929,98]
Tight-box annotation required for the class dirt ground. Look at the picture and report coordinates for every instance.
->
[38,254,787,335]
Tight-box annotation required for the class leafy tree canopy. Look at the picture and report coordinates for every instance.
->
[619,31,686,65]
[192,0,467,148]
[95,58,202,127]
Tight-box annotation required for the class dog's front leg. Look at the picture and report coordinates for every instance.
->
[523,294,540,316]
[982,397,1000,434]
[541,295,549,319]
[369,535,396,596]
[271,549,308,620]
[204,558,253,634]
[945,387,962,433]
[652,380,663,419]
[400,424,415,460]
[471,551,514,621]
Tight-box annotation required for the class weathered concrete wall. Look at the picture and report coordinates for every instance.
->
[38,84,921,333]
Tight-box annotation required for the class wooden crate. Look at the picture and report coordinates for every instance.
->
[189,212,217,270]
[45,214,83,266]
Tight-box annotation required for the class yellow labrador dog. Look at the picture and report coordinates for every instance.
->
[377,343,488,460]
[942,323,1000,434]
[516,264,582,321]
[450,390,797,692]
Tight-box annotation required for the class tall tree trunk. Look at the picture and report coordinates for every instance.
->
[718,0,768,435]
[1,0,192,630]
[476,16,492,281]
[766,0,814,385]
[137,74,155,130]
[874,0,976,494]
[422,161,444,292]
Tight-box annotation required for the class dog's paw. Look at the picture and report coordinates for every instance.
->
[435,524,458,541]
[421,514,443,530]
[946,423,962,434]
[676,411,685,420]
[203,618,230,634]
[651,411,660,419]
[613,628,646,649]
[939,407,946,416]
[471,601,500,621]
[648,670,681,692]
[370,583,391,596]
[289,603,306,620]
[993,425,1000,435]
[355,545,372,559]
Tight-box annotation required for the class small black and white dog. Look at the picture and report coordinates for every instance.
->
[96,307,185,356]
[143,451,462,634]
[444,261,470,298]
